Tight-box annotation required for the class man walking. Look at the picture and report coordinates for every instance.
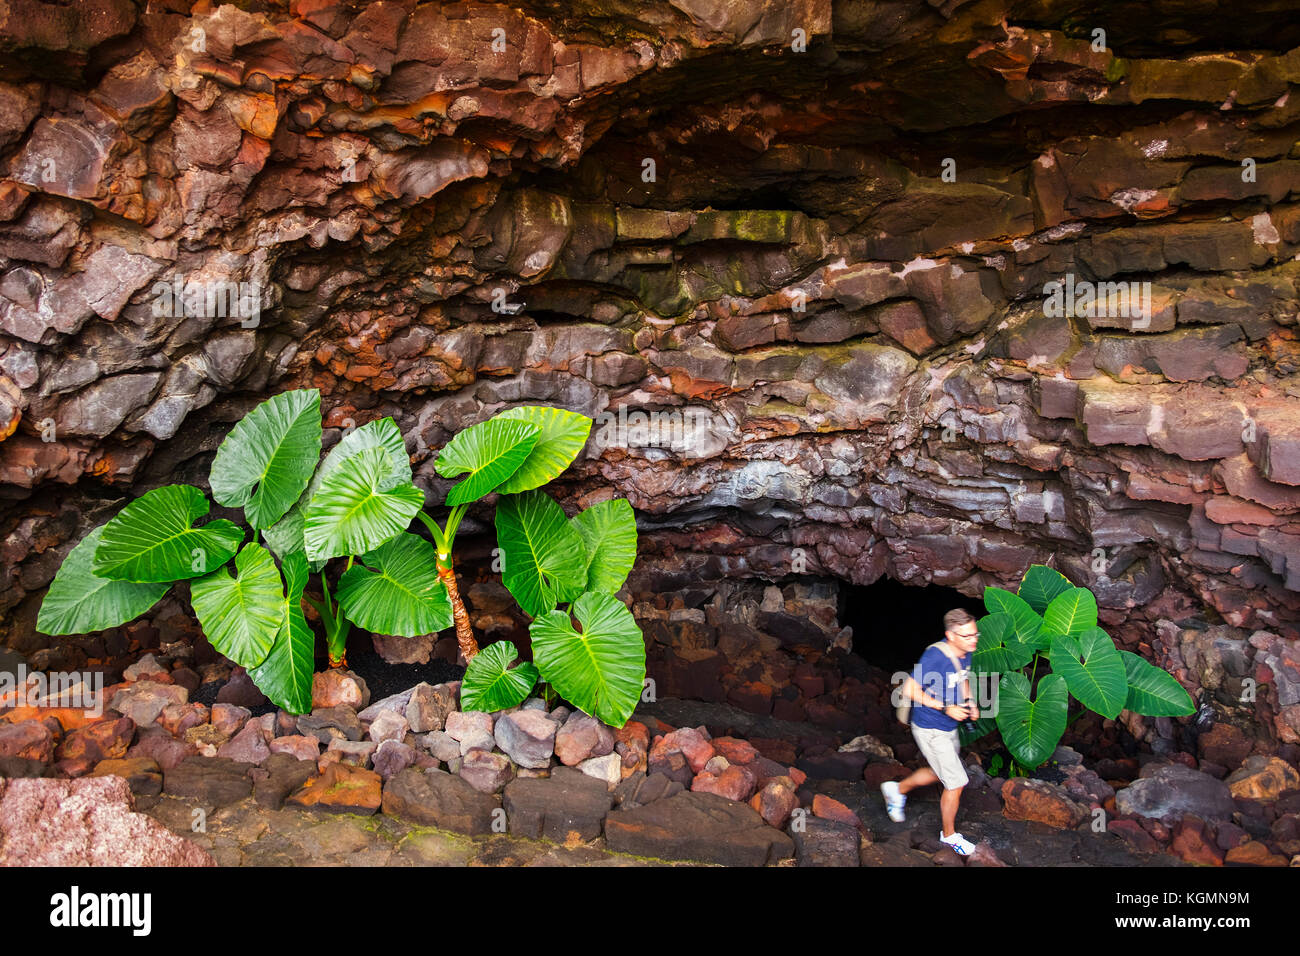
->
[882,608,981,855]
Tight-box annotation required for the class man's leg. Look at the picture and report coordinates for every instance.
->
[897,765,938,795]
[939,785,964,837]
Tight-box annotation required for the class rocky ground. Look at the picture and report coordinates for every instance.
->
[2,654,1297,867]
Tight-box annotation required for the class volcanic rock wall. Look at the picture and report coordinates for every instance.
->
[3,1,1300,743]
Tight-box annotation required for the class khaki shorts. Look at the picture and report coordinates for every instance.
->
[912,725,969,790]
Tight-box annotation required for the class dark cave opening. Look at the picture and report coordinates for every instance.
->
[839,575,987,675]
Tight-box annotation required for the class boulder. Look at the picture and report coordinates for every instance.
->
[605,790,794,865]
[268,735,320,761]
[444,710,494,741]
[812,793,866,831]
[405,681,457,733]
[1171,815,1224,866]
[311,669,368,710]
[1225,755,1300,801]
[750,780,799,828]
[296,706,364,744]
[648,726,713,777]
[0,720,54,762]
[371,739,418,780]
[163,756,252,807]
[210,703,251,737]
[1114,763,1236,822]
[253,754,316,810]
[366,709,409,745]
[494,710,558,769]
[381,768,501,835]
[503,768,614,842]
[108,681,186,727]
[554,712,615,766]
[286,763,382,815]
[791,817,860,867]
[458,749,514,794]
[577,752,623,789]
[406,682,457,733]
[216,721,270,765]
[1001,777,1090,829]
[0,776,213,865]
[357,688,416,723]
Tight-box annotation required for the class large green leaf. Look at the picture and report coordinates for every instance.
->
[460,640,539,713]
[1119,650,1195,716]
[248,551,315,714]
[995,671,1069,769]
[265,418,409,566]
[263,504,307,561]
[37,526,170,635]
[971,611,1035,675]
[984,586,1048,650]
[209,389,322,530]
[1052,627,1128,719]
[336,532,453,637]
[94,485,243,583]
[492,406,592,495]
[1043,586,1098,638]
[312,418,411,497]
[530,591,645,728]
[303,446,424,562]
[435,418,541,506]
[570,498,637,594]
[1018,564,1074,615]
[495,489,589,617]
[190,543,283,670]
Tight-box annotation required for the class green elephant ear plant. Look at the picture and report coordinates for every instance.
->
[38,390,647,727]
[964,564,1195,769]
[422,405,645,728]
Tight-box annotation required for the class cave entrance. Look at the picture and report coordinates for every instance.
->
[839,576,986,674]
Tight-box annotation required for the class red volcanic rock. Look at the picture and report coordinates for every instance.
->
[1171,816,1224,866]
[1001,778,1089,829]
[691,764,758,803]
[56,717,135,764]
[711,736,759,765]
[0,776,212,866]
[0,720,54,762]
[750,780,799,828]
[812,793,865,831]
[649,727,715,775]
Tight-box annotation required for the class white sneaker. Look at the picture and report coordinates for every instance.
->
[881,781,906,822]
[939,831,976,856]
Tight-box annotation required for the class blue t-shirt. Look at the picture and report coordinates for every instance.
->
[910,644,972,731]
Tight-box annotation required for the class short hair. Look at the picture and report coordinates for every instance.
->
[944,608,975,631]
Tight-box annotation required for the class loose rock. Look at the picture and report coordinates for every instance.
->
[286,762,382,815]
[605,790,794,866]
[494,710,558,769]
[381,767,501,835]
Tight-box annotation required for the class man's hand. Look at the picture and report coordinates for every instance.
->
[943,704,968,721]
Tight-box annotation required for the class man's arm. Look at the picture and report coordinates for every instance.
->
[903,676,948,711]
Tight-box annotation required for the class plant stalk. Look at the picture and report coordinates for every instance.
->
[320,574,348,668]
[438,560,478,662]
